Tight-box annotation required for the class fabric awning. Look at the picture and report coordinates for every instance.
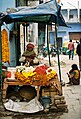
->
[1,0,67,27]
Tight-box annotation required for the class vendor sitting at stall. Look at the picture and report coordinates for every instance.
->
[22,43,38,66]
[67,64,80,85]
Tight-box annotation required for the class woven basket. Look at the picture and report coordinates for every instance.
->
[19,85,37,100]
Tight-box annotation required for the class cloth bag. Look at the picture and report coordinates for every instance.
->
[19,56,26,63]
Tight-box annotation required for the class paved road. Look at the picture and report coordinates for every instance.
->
[53,54,81,119]
[0,54,81,119]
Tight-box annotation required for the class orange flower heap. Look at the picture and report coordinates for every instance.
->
[15,65,57,86]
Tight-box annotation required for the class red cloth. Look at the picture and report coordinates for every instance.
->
[68,42,74,50]
[27,43,34,49]
[33,65,49,75]
[26,55,35,59]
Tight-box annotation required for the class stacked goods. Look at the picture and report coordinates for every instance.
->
[2,29,10,63]
[42,88,68,112]
[42,80,62,105]
[54,95,68,112]
[41,78,68,112]
[42,86,58,105]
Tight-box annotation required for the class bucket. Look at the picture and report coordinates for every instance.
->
[40,96,51,109]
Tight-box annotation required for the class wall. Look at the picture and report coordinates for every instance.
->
[0,0,16,66]
[53,22,81,47]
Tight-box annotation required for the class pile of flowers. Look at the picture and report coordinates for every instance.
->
[15,65,58,86]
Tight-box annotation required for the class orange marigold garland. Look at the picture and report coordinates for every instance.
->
[2,29,10,63]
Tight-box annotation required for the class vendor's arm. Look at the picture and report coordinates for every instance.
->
[69,71,76,78]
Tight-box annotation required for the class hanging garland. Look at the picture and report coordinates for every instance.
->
[2,29,10,63]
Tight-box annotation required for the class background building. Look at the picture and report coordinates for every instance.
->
[50,0,81,48]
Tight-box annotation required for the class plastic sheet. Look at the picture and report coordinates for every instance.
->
[4,97,43,113]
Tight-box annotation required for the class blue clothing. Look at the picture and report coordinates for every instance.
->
[69,50,74,60]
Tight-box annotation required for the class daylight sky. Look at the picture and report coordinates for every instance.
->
[59,0,81,9]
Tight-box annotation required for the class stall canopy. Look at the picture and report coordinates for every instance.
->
[1,0,67,26]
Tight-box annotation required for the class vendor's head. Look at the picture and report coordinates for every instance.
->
[26,43,34,51]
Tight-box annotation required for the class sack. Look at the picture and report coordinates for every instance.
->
[19,56,26,63]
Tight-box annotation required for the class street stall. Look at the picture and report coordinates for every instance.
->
[0,0,68,113]
[3,64,64,113]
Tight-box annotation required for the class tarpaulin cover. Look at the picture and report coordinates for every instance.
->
[1,0,67,26]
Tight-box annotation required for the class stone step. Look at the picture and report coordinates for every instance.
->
[0,105,5,111]
[54,95,65,100]
[56,104,68,109]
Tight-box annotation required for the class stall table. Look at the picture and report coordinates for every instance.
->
[3,78,40,99]
[3,77,62,101]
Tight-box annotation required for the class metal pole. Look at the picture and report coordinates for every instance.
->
[54,0,62,83]
[47,24,51,66]
[78,1,80,22]
[0,25,2,89]
[23,25,25,51]
[55,22,62,82]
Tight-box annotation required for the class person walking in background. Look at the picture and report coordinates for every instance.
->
[76,38,81,71]
[68,39,74,60]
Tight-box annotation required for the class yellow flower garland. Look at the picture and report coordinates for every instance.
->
[15,69,57,86]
